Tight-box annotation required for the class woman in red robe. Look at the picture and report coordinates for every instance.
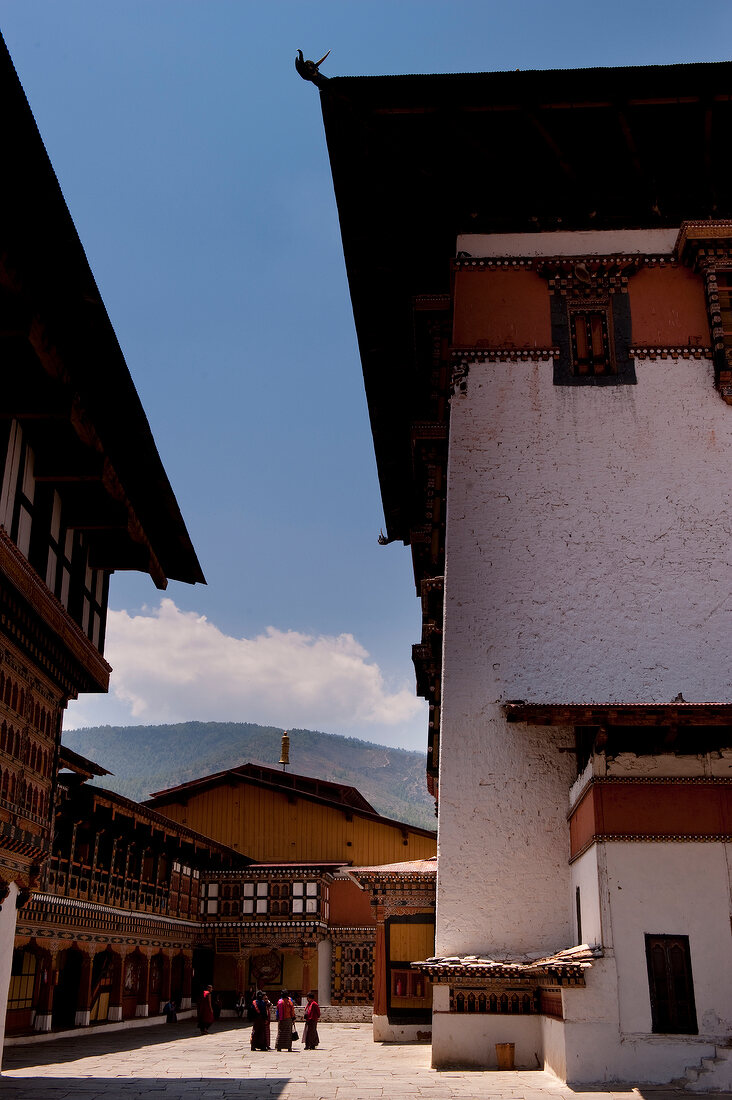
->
[303,991,320,1049]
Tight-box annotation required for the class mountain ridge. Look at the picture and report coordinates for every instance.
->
[62,721,436,831]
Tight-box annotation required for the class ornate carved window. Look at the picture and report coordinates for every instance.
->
[539,258,638,386]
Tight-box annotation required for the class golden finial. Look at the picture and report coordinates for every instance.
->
[279,730,290,771]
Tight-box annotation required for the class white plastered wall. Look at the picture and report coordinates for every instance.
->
[435,224,732,1072]
[431,984,542,1069]
[606,842,732,1041]
[0,882,19,1068]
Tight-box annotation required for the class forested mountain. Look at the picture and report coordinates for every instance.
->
[62,722,436,831]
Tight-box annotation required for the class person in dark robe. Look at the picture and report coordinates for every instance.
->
[250,989,269,1051]
[303,991,320,1049]
[163,998,177,1024]
[275,988,296,1051]
[197,984,214,1034]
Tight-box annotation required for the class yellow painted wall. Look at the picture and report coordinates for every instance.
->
[154,781,436,864]
[389,920,434,962]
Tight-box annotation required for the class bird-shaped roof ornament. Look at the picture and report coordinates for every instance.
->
[295,49,331,88]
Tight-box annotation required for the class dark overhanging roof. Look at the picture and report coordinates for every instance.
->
[0,34,204,586]
[318,60,732,540]
[58,743,111,779]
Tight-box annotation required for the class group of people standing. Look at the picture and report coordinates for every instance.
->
[196,984,321,1050]
[250,988,320,1051]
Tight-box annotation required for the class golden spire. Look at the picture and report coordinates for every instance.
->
[279,730,290,771]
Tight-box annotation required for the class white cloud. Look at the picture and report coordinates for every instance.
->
[64,599,426,747]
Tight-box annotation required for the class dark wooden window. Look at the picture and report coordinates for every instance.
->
[715,274,732,357]
[571,310,611,375]
[575,886,582,945]
[550,288,635,386]
[645,934,698,1034]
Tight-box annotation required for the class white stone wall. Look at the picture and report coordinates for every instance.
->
[431,985,542,1069]
[570,846,603,948]
[0,881,18,1062]
[438,344,732,950]
[605,842,732,1039]
[436,711,575,957]
[444,353,732,709]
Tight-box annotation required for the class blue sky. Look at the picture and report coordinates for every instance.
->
[1,2,730,750]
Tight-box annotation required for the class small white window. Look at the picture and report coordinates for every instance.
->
[243,899,254,914]
[243,883,254,897]
[193,869,200,879]
[293,882,304,896]
[51,492,62,540]
[17,507,32,557]
[45,548,57,592]
[208,883,219,897]
[306,882,317,896]
[256,899,268,914]
[256,882,267,896]
[207,900,218,914]
[22,448,35,503]
[60,566,70,608]
[292,898,304,913]
[306,898,318,914]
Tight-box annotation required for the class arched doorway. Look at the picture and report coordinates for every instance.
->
[171,953,185,1007]
[90,948,117,1023]
[149,952,164,1015]
[6,945,41,1034]
[52,947,83,1030]
[122,950,145,1019]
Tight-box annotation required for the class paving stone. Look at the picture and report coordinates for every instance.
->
[3,1022,732,1099]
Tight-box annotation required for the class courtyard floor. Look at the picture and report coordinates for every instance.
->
[2,1020,731,1100]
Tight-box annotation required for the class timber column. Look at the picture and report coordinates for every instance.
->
[317,938,331,1004]
[235,950,250,997]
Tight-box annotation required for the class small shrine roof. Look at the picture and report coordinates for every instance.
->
[350,856,437,876]
[414,943,600,983]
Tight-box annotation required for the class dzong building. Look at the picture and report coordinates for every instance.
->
[311,58,732,1086]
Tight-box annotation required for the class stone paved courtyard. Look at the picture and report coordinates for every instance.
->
[2,1020,732,1100]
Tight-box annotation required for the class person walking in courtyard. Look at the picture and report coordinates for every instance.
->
[197,984,214,1035]
[275,988,296,1051]
[250,989,269,1051]
[303,991,320,1049]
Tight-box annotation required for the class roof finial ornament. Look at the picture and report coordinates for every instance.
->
[295,49,331,88]
[279,729,291,771]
